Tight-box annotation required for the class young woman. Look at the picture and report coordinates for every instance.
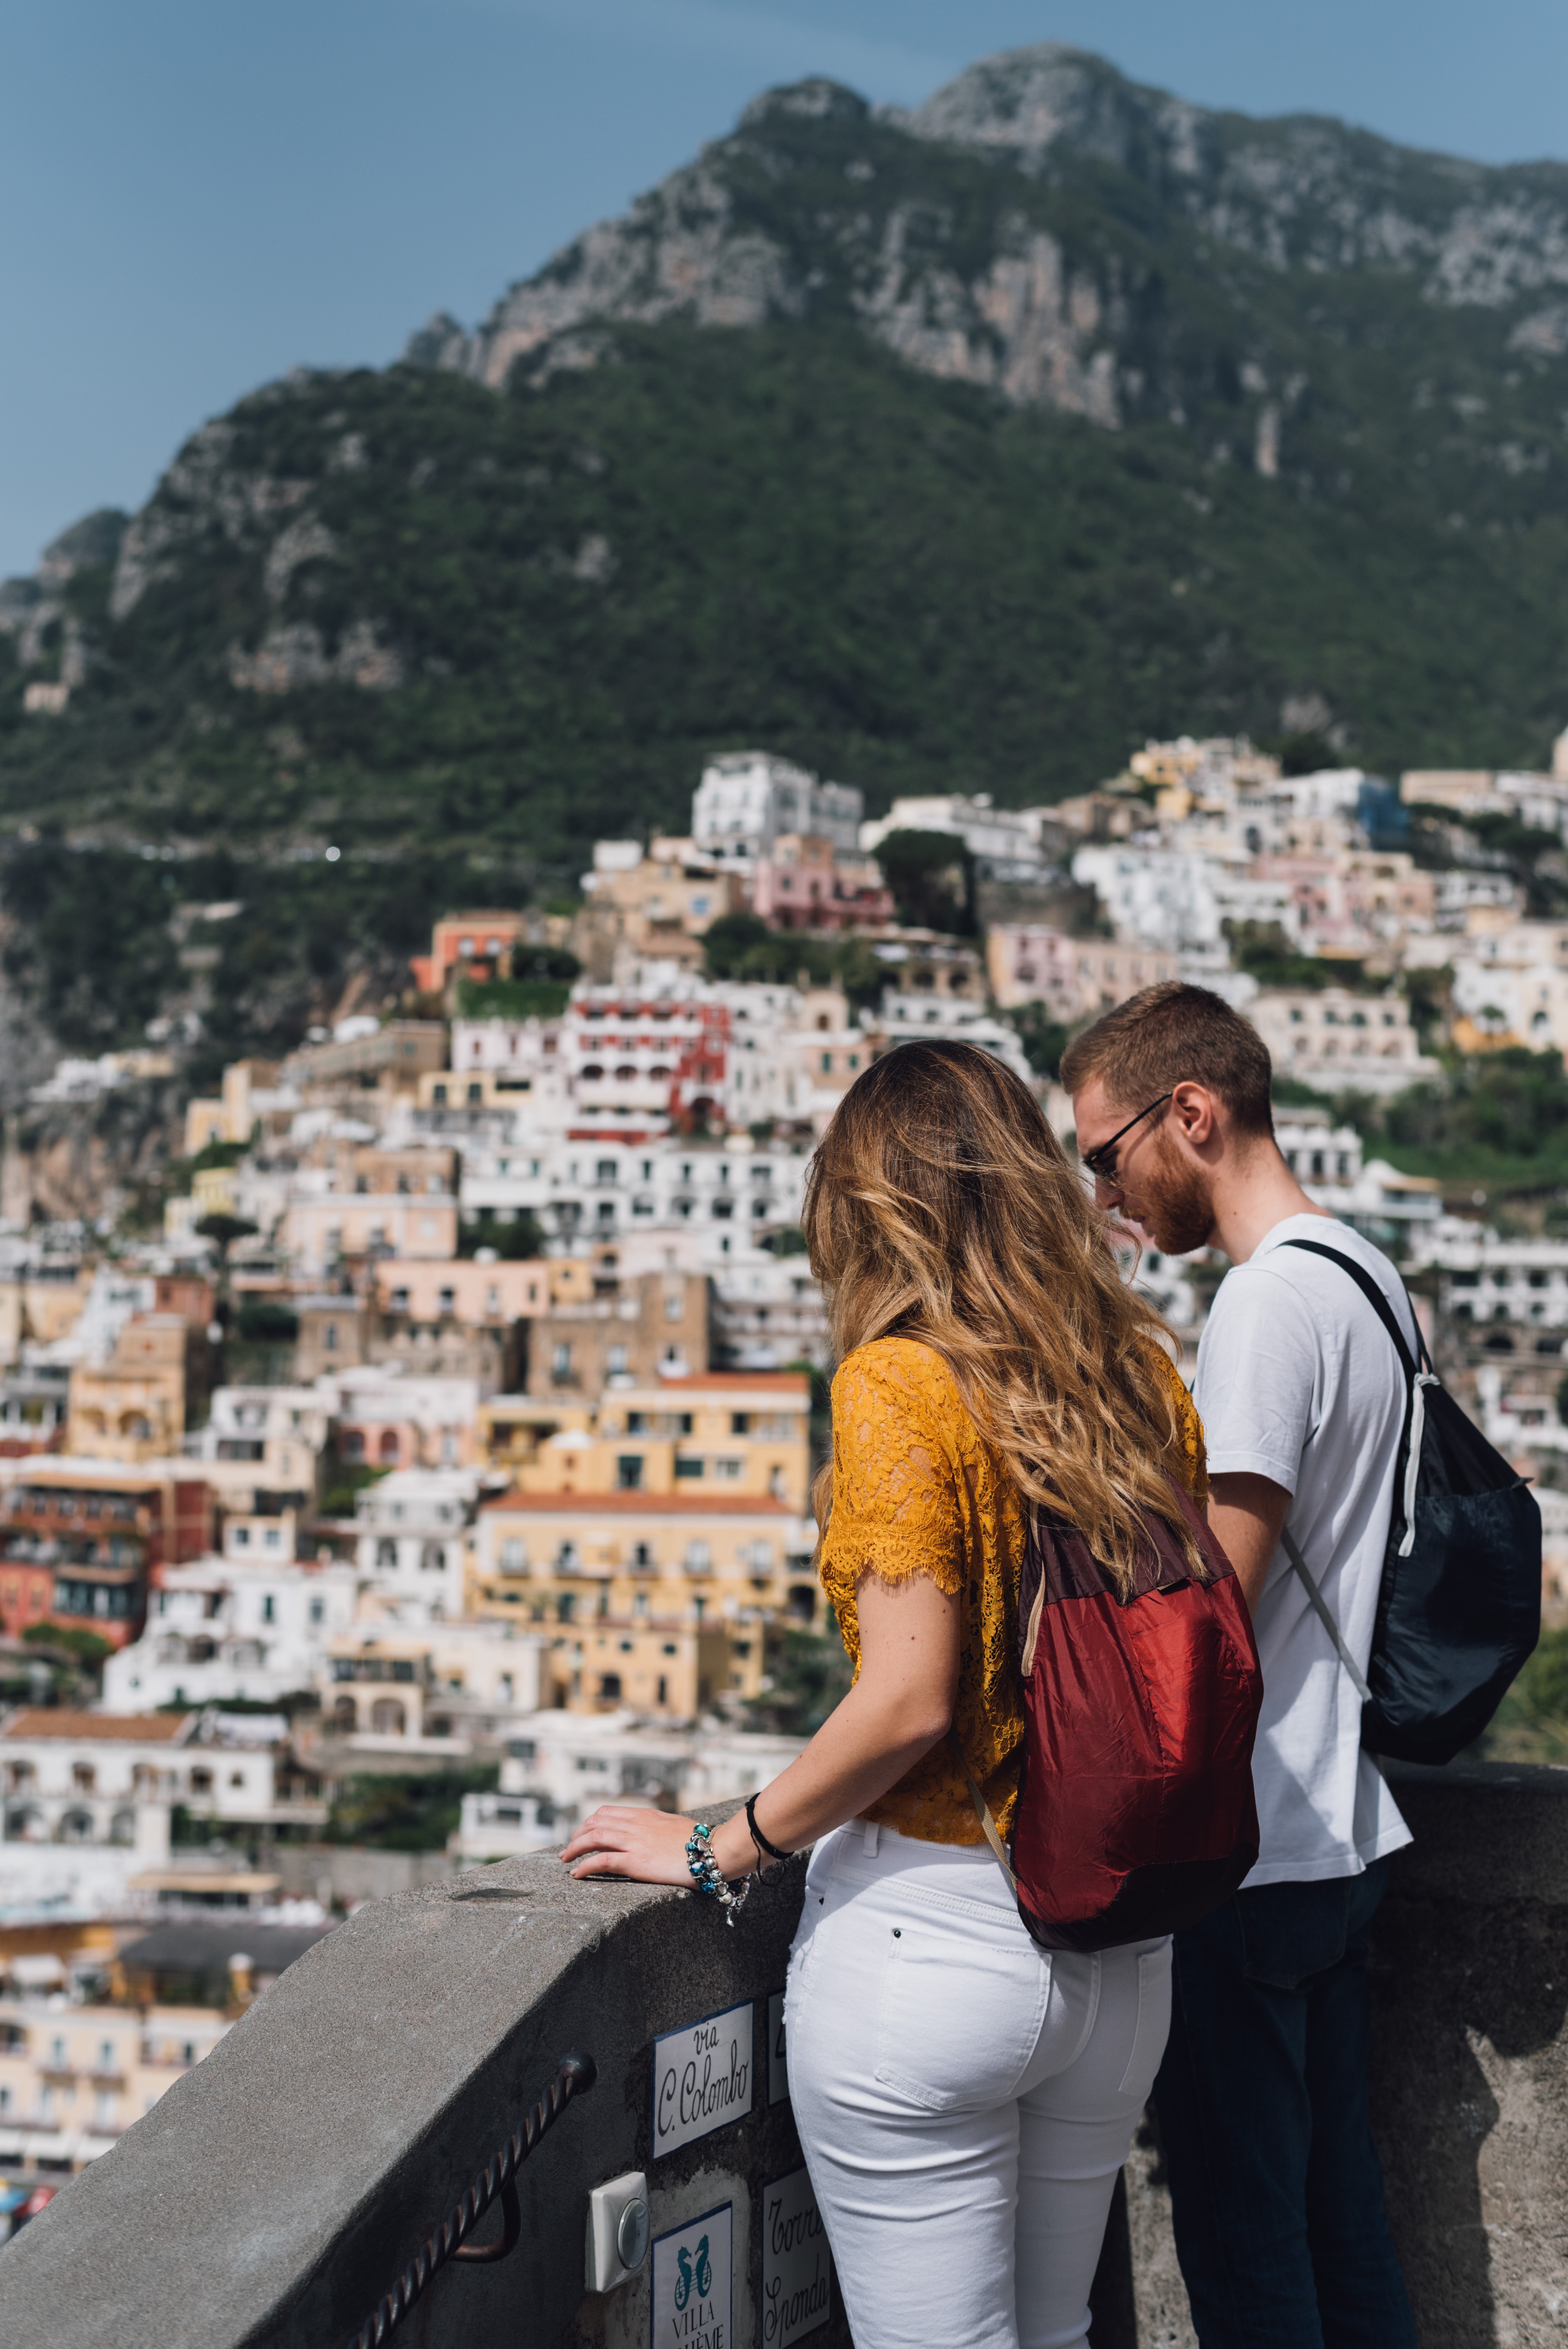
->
[561,1039,1209,2349]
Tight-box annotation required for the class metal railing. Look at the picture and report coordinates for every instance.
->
[346,2051,595,2349]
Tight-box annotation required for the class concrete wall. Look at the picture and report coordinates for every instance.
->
[2,1768,1564,2349]
[0,1800,848,2349]
[1089,1761,1568,2349]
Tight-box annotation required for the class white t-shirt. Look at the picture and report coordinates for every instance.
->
[1194,1212,1414,1888]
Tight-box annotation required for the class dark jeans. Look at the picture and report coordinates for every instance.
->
[1151,1860,1418,2349]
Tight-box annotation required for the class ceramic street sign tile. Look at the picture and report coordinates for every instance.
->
[651,2200,733,2349]
[761,2167,832,2348]
[652,2000,754,2160]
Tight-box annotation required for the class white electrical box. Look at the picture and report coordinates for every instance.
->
[584,2169,651,2294]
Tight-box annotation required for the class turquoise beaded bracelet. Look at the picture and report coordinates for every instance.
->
[684,1821,751,1927]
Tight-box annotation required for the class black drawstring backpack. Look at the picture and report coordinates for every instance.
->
[1279,1238,1541,1764]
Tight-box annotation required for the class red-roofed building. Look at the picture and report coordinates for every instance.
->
[409,912,524,997]
[0,1461,214,1649]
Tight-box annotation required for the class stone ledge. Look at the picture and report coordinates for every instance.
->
[0,1800,836,2349]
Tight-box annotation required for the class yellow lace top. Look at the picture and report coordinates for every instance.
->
[818,1335,1208,1846]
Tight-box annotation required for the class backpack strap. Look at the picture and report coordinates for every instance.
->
[1278,1525,1374,1704]
[947,1729,1019,1896]
[1279,1235,1437,1560]
[1278,1237,1428,1377]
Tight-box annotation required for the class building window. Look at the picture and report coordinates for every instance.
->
[675,1458,704,1479]
[261,1594,275,1624]
[552,1344,572,1380]
[617,1456,644,1491]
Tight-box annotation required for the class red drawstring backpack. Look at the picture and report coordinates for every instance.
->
[953,1479,1263,1952]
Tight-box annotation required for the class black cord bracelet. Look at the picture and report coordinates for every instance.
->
[746,1792,791,1875]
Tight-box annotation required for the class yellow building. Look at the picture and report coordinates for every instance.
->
[540,1614,736,1715]
[182,1057,280,1158]
[483,1372,811,1512]
[0,1999,229,2161]
[468,1486,817,1711]
[66,1316,211,1462]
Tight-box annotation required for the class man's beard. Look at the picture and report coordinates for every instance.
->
[1129,1132,1215,1257]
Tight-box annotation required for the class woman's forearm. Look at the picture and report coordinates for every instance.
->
[559,1572,960,1889]
[705,1673,951,1880]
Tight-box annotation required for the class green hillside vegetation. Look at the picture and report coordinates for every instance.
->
[7,317,1568,880]
[6,55,1568,1064]
[1476,1627,1568,1764]
[1288,1045,1568,1194]
[0,832,531,1071]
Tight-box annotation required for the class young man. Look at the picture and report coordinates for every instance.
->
[1062,981,1419,2349]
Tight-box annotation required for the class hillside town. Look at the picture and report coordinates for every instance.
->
[2,733,1568,2213]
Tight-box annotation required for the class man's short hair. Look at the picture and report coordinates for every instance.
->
[1059,981,1275,1139]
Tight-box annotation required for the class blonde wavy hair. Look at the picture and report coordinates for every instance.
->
[804,1037,1199,1595]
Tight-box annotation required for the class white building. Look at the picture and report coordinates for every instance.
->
[1248,989,1440,1096]
[711,1251,831,1370]
[445,1014,565,1089]
[355,1465,484,1622]
[319,1617,547,1747]
[322,1367,484,1469]
[181,1385,332,1512]
[1070,845,1235,954]
[872,992,1034,1085]
[692,752,862,861]
[102,1557,358,1713]
[453,1715,808,1859]
[460,1133,811,1256]
[1408,1227,1568,1347]
[0,1708,318,1852]
[859,793,1053,879]
[1445,921,1568,1052]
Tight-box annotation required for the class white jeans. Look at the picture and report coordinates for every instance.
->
[785,1821,1172,2349]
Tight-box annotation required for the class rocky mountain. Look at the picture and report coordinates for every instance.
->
[4,41,1568,1060]
[421,48,1568,442]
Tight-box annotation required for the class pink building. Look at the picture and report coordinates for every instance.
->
[749,835,894,933]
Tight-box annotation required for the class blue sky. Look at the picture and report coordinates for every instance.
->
[2,0,1566,578]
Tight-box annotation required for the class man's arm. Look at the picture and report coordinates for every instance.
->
[1207,1470,1291,1620]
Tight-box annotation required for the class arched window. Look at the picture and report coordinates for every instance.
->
[379,1430,401,1464]
[369,1698,406,1736]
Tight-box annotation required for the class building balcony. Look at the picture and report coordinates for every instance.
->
[3,1767,1566,2349]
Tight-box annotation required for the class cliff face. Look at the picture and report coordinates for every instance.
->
[417,47,1568,431]
[4,40,1568,909]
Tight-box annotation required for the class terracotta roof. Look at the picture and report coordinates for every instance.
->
[481,1491,796,1516]
[650,1373,809,1392]
[0,1708,194,1742]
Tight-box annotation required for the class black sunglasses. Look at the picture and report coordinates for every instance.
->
[1080,1093,1173,1183]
